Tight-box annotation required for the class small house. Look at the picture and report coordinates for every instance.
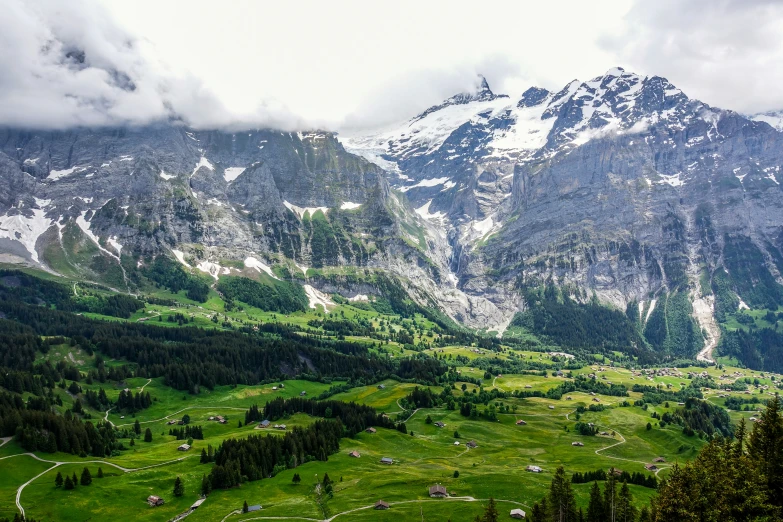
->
[524,385,532,389]
[349,450,361,458]
[571,442,584,447]
[178,443,191,451]
[380,457,393,465]
[272,387,278,391]
[378,384,386,389]
[516,420,527,426]
[434,421,446,428]
[467,441,478,448]
[375,500,390,510]
[526,465,542,473]
[653,457,666,463]
[429,485,448,498]
[645,464,658,471]
[247,504,261,512]
[191,498,206,510]
[548,405,555,410]
[366,427,377,434]
[167,420,178,425]
[592,398,601,402]
[566,396,573,400]
[510,508,526,519]
[275,424,286,430]
[259,420,271,428]
[147,495,164,507]
[279,383,285,388]
[454,441,460,445]
[300,391,307,396]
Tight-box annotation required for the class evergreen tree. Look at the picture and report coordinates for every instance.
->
[97,467,104,478]
[604,469,619,522]
[748,396,783,506]
[638,506,650,522]
[548,466,577,522]
[173,476,184,497]
[144,427,152,442]
[616,481,637,522]
[322,473,332,486]
[71,473,78,486]
[292,473,301,484]
[54,472,63,488]
[200,448,209,463]
[80,467,92,486]
[586,481,605,522]
[200,474,212,496]
[482,497,499,522]
[134,419,141,435]
[63,475,74,490]
[243,500,249,513]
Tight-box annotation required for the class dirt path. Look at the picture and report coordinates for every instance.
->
[139,378,152,392]
[3,452,194,518]
[114,405,248,429]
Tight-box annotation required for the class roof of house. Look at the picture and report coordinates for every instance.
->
[380,457,393,463]
[510,508,526,517]
[366,427,377,433]
[349,450,361,457]
[178,443,191,450]
[191,498,206,509]
[429,485,447,495]
[375,500,390,508]
[147,495,161,501]
[247,504,262,511]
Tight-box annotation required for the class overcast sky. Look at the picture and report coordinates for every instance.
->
[1,0,782,131]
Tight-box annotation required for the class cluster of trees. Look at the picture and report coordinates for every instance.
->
[141,256,210,302]
[571,469,657,489]
[719,327,783,373]
[255,397,397,436]
[529,467,638,522]
[115,389,152,413]
[54,467,101,490]
[208,419,344,489]
[217,276,307,313]
[169,425,204,440]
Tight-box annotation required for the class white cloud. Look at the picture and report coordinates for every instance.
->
[1,0,781,131]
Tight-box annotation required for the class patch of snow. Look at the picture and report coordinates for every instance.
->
[340,201,362,210]
[196,260,229,281]
[295,263,309,277]
[400,177,451,192]
[191,157,214,177]
[172,249,192,268]
[283,201,329,219]
[48,165,90,181]
[223,167,246,183]
[414,200,446,222]
[244,256,278,279]
[348,294,369,302]
[75,211,119,261]
[645,299,657,322]
[303,284,334,312]
[738,298,750,310]
[107,236,122,256]
[119,155,133,162]
[159,171,176,180]
[657,173,685,187]
[0,200,53,263]
[472,216,494,237]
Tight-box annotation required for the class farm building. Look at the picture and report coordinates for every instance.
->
[366,427,377,434]
[274,424,286,430]
[178,443,191,451]
[375,500,390,510]
[454,441,460,445]
[258,420,271,428]
[378,384,386,389]
[191,498,206,509]
[516,420,527,425]
[645,464,658,471]
[434,421,446,428]
[349,450,361,458]
[380,457,393,465]
[653,457,666,463]
[526,465,542,473]
[247,504,261,512]
[300,391,307,396]
[548,405,555,410]
[147,495,164,507]
[510,508,526,519]
[429,485,448,498]
[467,441,478,448]
[572,442,584,447]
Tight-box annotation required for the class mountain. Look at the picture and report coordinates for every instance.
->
[3,67,783,356]
[341,67,783,357]
[753,110,783,131]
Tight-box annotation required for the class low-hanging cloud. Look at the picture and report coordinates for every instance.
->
[605,0,783,115]
[0,0,306,130]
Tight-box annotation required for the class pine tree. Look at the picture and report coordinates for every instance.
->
[604,469,619,522]
[134,419,141,435]
[586,481,605,522]
[616,481,637,522]
[638,506,650,522]
[64,475,74,490]
[55,472,63,488]
[748,396,783,506]
[80,467,92,486]
[97,467,104,478]
[322,472,332,486]
[292,473,301,484]
[200,448,209,463]
[482,497,499,522]
[549,466,577,522]
[144,427,153,442]
[200,474,212,496]
[173,476,184,497]
[71,473,78,486]
[243,500,249,513]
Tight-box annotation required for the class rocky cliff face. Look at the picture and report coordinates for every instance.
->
[2,67,783,340]
[342,68,783,346]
